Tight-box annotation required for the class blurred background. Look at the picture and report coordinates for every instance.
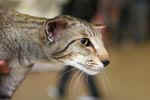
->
[0,0,150,100]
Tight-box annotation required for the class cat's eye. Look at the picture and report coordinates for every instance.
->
[80,38,92,47]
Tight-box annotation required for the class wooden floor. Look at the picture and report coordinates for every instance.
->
[13,43,150,100]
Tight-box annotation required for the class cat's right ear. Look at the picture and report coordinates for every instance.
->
[45,17,69,43]
[93,24,107,34]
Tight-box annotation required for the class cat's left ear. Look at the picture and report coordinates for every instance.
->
[45,17,69,43]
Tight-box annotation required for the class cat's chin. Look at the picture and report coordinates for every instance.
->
[65,61,103,75]
[84,69,100,75]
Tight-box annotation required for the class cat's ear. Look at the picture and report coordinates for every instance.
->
[93,24,107,34]
[45,17,68,43]
[93,24,111,46]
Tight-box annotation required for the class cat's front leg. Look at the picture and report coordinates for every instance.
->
[0,62,33,100]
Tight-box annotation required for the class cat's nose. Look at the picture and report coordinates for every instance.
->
[102,60,110,67]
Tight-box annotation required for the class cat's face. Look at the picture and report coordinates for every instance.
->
[43,16,110,75]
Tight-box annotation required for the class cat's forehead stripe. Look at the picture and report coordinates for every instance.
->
[68,17,98,37]
[79,23,97,37]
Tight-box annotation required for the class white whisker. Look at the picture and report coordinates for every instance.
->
[69,71,82,99]
[57,67,77,81]
[102,71,113,98]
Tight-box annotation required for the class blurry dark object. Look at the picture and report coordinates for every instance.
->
[112,0,149,44]
[62,0,99,21]
[58,66,102,100]
[113,2,131,44]
[130,0,149,43]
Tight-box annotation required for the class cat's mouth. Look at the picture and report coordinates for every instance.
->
[86,66,102,72]
[76,62,104,75]
[64,59,104,75]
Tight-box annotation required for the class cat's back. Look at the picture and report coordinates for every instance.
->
[0,9,47,60]
[0,9,17,39]
[0,9,44,43]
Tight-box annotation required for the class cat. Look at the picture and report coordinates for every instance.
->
[0,9,110,100]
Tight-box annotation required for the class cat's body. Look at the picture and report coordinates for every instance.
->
[0,9,109,100]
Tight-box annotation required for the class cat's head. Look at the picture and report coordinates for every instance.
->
[42,15,110,75]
